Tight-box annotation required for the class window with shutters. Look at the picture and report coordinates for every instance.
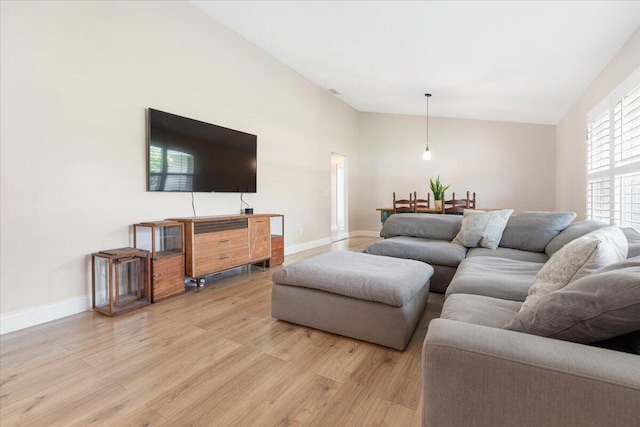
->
[586,68,640,229]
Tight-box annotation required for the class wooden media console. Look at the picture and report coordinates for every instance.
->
[170,214,283,287]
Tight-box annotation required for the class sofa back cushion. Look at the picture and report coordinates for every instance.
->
[622,227,640,258]
[499,211,576,253]
[505,256,640,344]
[519,225,628,312]
[545,220,607,257]
[380,213,462,240]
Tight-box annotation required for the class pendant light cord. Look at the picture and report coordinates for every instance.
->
[425,93,431,150]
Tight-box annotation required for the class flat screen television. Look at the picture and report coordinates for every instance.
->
[147,108,257,193]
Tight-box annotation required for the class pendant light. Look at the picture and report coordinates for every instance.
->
[423,93,432,161]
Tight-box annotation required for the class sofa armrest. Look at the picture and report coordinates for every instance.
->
[423,319,640,427]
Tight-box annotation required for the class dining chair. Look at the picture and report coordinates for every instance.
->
[467,191,477,209]
[442,191,475,214]
[413,192,431,210]
[393,192,415,213]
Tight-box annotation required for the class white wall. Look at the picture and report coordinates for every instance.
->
[355,113,556,232]
[556,29,640,219]
[0,2,359,325]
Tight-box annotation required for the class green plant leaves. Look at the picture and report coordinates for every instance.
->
[429,175,449,200]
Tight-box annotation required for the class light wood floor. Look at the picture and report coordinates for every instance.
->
[0,237,444,426]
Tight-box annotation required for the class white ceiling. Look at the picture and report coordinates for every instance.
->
[192,1,640,125]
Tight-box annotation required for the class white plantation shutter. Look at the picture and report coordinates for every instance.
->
[587,68,640,228]
[586,178,611,223]
[587,110,610,173]
[614,84,640,167]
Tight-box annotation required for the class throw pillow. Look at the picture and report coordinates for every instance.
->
[452,209,514,250]
[519,225,628,312]
[505,256,640,344]
[499,211,577,253]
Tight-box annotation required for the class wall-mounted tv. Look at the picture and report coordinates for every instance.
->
[147,108,257,193]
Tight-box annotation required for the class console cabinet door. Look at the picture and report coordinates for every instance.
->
[249,217,271,262]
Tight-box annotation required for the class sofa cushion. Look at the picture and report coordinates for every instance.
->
[622,227,640,258]
[466,247,549,263]
[363,236,467,267]
[500,211,576,252]
[380,213,462,240]
[520,226,628,312]
[271,251,433,307]
[446,256,543,302]
[545,220,607,257]
[441,293,522,328]
[505,257,640,344]
[452,209,514,250]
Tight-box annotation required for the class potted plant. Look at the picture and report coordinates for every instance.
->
[430,176,450,211]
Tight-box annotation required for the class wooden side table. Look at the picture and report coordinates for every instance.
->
[91,247,150,316]
[133,221,185,302]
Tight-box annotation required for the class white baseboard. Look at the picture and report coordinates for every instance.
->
[284,237,333,255]
[0,294,91,335]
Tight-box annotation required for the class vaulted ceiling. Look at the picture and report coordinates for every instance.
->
[193,1,640,125]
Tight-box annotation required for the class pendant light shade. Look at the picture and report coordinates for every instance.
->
[423,93,432,161]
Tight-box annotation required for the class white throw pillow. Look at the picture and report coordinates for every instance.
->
[452,209,514,250]
[519,225,628,312]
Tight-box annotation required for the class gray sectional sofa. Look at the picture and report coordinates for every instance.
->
[364,213,626,292]
[364,212,640,426]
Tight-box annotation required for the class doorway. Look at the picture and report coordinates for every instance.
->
[331,153,348,242]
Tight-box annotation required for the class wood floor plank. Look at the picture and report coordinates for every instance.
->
[160,353,288,425]
[1,379,124,427]
[103,328,223,388]
[71,404,168,427]
[247,374,340,426]
[115,337,242,400]
[0,329,53,358]
[144,342,274,420]
[308,346,402,426]
[314,338,375,384]
[212,343,337,426]
[359,398,416,426]
[0,356,95,407]
[411,396,424,427]
[0,236,442,427]
[265,326,320,362]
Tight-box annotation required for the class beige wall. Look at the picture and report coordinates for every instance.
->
[0,1,359,319]
[355,113,556,232]
[556,29,640,219]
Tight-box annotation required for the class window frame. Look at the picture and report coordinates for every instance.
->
[586,67,640,228]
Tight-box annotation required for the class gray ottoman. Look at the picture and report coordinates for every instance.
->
[271,251,433,350]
